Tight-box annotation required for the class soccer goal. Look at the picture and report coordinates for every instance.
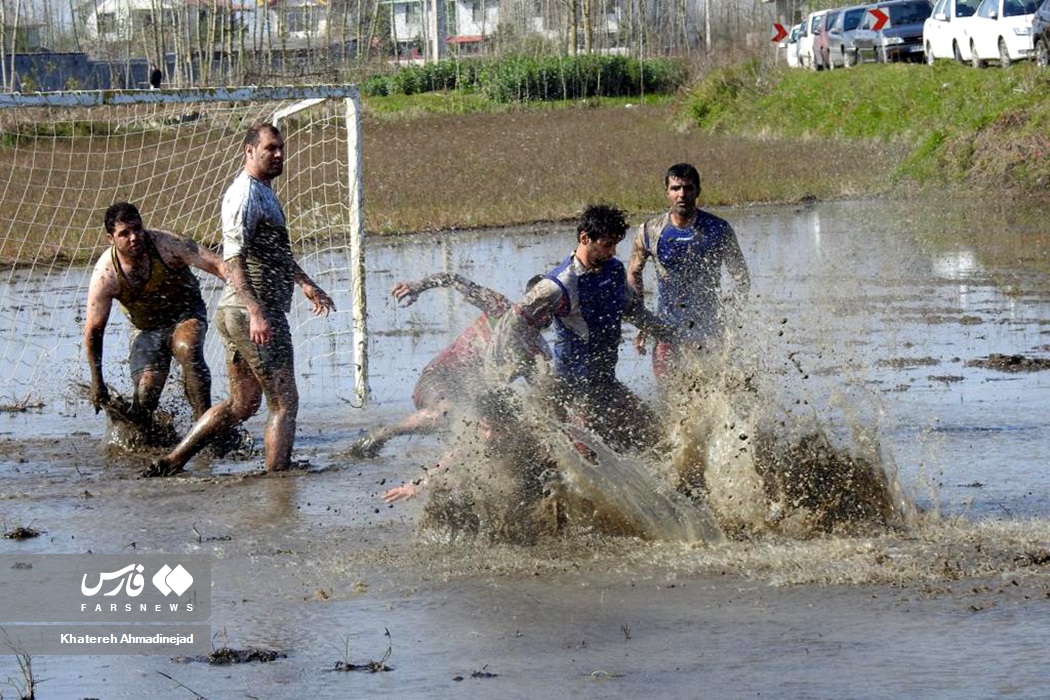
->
[0,85,369,426]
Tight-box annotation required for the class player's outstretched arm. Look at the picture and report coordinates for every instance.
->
[392,273,508,316]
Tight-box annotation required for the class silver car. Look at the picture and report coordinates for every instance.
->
[827,4,872,67]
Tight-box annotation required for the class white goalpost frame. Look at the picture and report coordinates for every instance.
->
[0,85,371,409]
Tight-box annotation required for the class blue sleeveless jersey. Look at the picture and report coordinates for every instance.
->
[641,210,736,341]
[546,255,626,383]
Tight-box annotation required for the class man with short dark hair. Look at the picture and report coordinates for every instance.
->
[84,201,224,433]
[628,163,750,382]
[493,204,667,450]
[146,122,335,476]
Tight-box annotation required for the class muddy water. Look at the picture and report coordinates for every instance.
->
[1,197,1050,697]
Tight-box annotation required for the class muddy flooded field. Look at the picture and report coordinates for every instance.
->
[1,196,1049,698]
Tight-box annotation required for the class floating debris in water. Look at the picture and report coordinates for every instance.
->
[176,647,286,664]
[3,526,40,540]
[966,353,1050,372]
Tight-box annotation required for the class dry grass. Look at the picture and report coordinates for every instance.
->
[361,103,902,234]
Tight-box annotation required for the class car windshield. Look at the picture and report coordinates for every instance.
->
[1003,0,1037,15]
[888,1,933,23]
[844,8,866,28]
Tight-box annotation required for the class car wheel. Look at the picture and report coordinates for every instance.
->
[925,42,936,65]
[970,41,984,68]
[953,41,964,63]
[1037,39,1050,67]
[998,38,1012,67]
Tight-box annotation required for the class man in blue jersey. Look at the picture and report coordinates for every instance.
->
[627,163,750,383]
[491,204,667,450]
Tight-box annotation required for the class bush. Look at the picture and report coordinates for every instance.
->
[368,55,689,103]
[361,74,390,97]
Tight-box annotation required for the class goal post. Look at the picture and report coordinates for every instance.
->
[0,85,370,424]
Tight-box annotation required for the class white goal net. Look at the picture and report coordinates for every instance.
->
[0,86,367,432]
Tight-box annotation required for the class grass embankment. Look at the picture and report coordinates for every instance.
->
[684,59,1050,190]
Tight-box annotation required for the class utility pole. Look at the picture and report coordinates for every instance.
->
[427,0,445,60]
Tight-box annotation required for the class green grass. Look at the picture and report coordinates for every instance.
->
[682,59,1050,191]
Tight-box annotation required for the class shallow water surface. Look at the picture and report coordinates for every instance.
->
[0,196,1049,698]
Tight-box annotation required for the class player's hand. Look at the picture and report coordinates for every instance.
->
[382,481,421,503]
[391,282,421,307]
[90,381,110,413]
[248,308,272,346]
[634,329,649,355]
[304,284,335,316]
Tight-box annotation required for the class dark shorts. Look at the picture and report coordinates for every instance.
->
[552,375,658,451]
[128,311,207,379]
[215,307,294,379]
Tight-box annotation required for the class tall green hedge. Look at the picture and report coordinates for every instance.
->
[361,55,687,102]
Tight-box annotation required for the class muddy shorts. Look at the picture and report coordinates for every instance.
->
[552,375,658,452]
[215,307,294,379]
[412,365,472,411]
[128,310,207,379]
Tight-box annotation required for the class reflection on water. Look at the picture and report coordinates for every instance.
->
[2,197,1050,697]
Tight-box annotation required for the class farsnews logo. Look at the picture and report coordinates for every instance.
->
[81,563,194,598]
[152,564,193,596]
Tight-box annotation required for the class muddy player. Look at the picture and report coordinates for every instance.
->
[348,273,550,459]
[628,163,750,382]
[145,122,335,476]
[383,389,558,543]
[84,201,225,434]
[491,203,669,451]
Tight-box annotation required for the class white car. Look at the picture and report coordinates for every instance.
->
[783,23,804,67]
[924,0,982,62]
[959,0,1038,66]
[798,10,829,68]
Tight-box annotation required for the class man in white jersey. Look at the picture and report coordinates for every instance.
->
[145,122,335,476]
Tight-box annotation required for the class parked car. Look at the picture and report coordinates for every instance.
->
[924,0,981,62]
[854,0,935,61]
[783,22,804,67]
[960,0,1037,67]
[827,4,871,67]
[815,8,845,68]
[1034,0,1050,65]
[798,10,829,68]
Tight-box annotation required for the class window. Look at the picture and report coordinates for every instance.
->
[404,2,420,24]
[471,0,483,22]
[956,0,979,16]
[285,8,316,33]
[97,12,117,33]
